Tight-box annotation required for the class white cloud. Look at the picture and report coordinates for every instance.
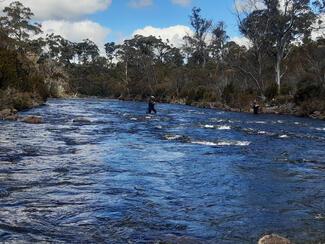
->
[234,0,304,14]
[230,36,252,48]
[41,20,110,53]
[234,0,265,13]
[171,0,192,7]
[128,0,153,8]
[312,13,325,40]
[132,25,193,47]
[0,0,112,20]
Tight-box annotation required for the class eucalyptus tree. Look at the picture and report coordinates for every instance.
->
[183,7,212,67]
[266,0,316,93]
[293,38,325,84]
[115,39,133,94]
[313,0,325,12]
[239,8,272,93]
[0,1,42,50]
[237,0,316,94]
[45,34,76,66]
[45,34,62,60]
[209,21,229,62]
[75,39,99,64]
[104,42,116,65]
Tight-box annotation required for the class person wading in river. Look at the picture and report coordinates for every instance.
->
[252,100,260,114]
[147,96,157,114]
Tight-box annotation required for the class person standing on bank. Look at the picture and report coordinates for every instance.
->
[148,96,157,114]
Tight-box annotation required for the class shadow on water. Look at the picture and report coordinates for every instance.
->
[0,98,324,243]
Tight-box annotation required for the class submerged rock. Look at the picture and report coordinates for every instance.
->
[73,117,91,123]
[5,114,19,121]
[21,115,43,124]
[158,234,204,244]
[258,234,292,244]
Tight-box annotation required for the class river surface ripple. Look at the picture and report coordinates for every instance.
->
[0,98,324,243]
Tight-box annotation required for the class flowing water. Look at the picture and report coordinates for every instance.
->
[0,98,324,243]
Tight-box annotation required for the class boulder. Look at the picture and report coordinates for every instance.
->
[0,109,13,119]
[258,234,292,244]
[5,114,19,121]
[21,115,43,124]
[0,108,18,120]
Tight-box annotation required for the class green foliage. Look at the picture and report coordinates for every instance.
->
[0,1,42,50]
[0,48,19,88]
[0,1,48,111]
[298,99,325,116]
[264,83,278,100]
[294,79,325,104]
[0,1,324,117]
[280,83,294,96]
[222,83,236,104]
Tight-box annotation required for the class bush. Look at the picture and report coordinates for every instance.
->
[0,48,19,89]
[11,92,34,110]
[298,99,325,116]
[222,83,235,104]
[294,80,324,104]
[264,83,278,100]
[280,83,294,96]
[274,95,294,105]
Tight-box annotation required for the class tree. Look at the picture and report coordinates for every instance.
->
[266,0,316,94]
[209,21,229,62]
[75,39,99,64]
[0,1,42,49]
[183,7,212,67]
[313,0,325,12]
[238,8,272,93]
[104,42,116,64]
[45,34,76,65]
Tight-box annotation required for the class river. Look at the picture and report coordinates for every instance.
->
[0,98,324,243]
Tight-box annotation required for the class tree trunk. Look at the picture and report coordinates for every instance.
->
[124,61,129,96]
[257,52,265,94]
[275,54,281,95]
[125,61,128,84]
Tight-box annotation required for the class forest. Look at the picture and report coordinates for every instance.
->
[0,0,324,118]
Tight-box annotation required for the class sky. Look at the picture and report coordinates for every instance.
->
[0,0,323,51]
[0,0,249,50]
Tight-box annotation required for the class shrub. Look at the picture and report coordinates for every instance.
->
[298,99,325,116]
[280,83,294,96]
[222,83,235,104]
[264,82,278,100]
[294,80,324,104]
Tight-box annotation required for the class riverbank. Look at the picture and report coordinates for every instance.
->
[118,95,325,120]
[1,92,324,121]
[0,88,46,121]
[187,100,325,120]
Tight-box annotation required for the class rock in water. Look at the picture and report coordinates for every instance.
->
[5,114,19,121]
[160,234,204,244]
[72,117,91,124]
[22,115,43,124]
[0,108,18,120]
[258,234,292,244]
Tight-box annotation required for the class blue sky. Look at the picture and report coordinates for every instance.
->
[1,0,323,52]
[1,0,247,49]
[89,0,240,43]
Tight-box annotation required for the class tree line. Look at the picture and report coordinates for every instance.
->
[0,1,324,116]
